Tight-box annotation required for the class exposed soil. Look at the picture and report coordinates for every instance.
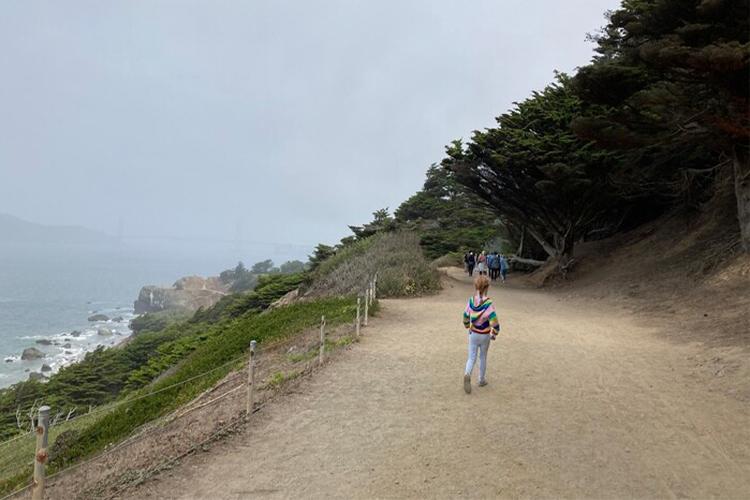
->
[126,267,750,499]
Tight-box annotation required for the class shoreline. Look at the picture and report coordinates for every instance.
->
[0,306,137,389]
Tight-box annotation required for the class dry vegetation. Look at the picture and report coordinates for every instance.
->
[305,232,441,298]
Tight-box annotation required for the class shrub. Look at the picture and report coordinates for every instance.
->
[432,252,464,268]
[305,231,441,298]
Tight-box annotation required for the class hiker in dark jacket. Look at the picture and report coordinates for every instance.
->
[466,252,476,276]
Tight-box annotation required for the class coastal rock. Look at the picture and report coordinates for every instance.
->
[41,363,52,372]
[64,350,72,355]
[28,372,47,382]
[21,347,45,361]
[270,288,300,309]
[97,328,112,336]
[35,339,52,346]
[70,330,81,337]
[4,357,13,363]
[112,316,124,322]
[63,343,72,349]
[134,276,229,314]
[88,314,110,322]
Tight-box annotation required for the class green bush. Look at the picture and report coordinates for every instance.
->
[48,296,357,469]
[130,309,190,334]
[306,231,441,298]
[432,252,464,268]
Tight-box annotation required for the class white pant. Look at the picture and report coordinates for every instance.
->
[465,332,491,382]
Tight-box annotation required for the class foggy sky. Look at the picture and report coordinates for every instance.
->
[1,0,620,262]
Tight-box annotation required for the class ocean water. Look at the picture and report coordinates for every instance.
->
[0,246,229,388]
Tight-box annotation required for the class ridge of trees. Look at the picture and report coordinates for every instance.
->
[444,0,748,262]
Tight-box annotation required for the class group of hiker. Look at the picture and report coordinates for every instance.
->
[463,251,508,282]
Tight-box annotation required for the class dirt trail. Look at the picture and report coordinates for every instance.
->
[133,269,750,499]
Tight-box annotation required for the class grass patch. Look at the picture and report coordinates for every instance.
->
[0,401,118,493]
[43,297,356,476]
[287,349,318,364]
[266,370,301,389]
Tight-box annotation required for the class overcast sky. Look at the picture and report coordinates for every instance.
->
[1,0,620,262]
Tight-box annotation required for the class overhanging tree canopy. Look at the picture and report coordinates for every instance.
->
[572,0,750,251]
[444,75,623,260]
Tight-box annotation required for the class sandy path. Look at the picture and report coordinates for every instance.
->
[133,270,750,499]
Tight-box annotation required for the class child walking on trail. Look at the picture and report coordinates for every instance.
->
[462,275,500,393]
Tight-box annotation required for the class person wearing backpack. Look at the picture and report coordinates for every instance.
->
[462,275,500,393]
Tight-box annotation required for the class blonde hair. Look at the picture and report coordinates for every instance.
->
[474,275,490,296]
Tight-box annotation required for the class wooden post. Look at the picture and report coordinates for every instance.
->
[372,273,377,301]
[32,405,50,500]
[319,316,326,365]
[355,297,361,338]
[246,340,256,418]
[363,287,369,327]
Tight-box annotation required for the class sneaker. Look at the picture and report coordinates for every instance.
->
[478,380,488,387]
[463,374,471,394]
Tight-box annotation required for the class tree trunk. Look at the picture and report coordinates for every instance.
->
[509,256,546,267]
[734,145,750,253]
[516,226,525,256]
[526,227,558,258]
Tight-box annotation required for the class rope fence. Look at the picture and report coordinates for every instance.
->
[0,274,378,500]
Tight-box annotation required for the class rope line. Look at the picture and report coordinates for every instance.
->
[0,431,34,449]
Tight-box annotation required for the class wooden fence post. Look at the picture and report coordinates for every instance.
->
[373,273,377,301]
[319,315,326,365]
[355,297,361,338]
[363,287,369,327]
[246,340,256,418]
[31,405,50,500]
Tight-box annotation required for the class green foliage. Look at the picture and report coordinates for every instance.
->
[395,165,504,258]
[307,243,336,272]
[129,309,190,335]
[572,0,749,225]
[446,75,623,259]
[0,272,304,443]
[192,272,305,324]
[279,260,306,274]
[306,232,440,298]
[251,259,274,274]
[348,208,398,240]
[432,252,464,268]
[47,296,357,469]
[267,370,301,388]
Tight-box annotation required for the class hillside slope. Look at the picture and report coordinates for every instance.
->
[553,208,750,401]
[129,269,749,499]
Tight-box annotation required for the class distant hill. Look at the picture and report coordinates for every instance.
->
[0,213,119,248]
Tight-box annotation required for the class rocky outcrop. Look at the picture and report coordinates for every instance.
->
[269,288,300,309]
[134,275,229,314]
[21,347,45,361]
[88,314,110,322]
[41,364,52,372]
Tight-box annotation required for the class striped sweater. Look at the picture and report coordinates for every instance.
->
[463,295,500,335]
